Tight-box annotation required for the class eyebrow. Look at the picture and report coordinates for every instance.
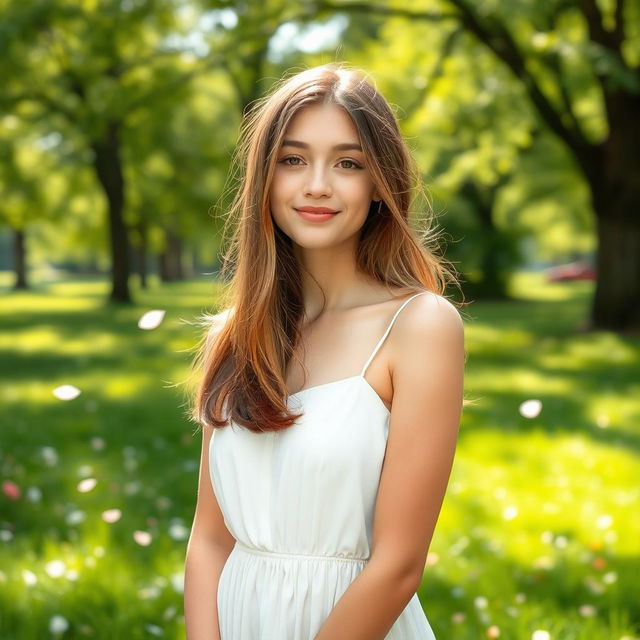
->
[281,139,363,152]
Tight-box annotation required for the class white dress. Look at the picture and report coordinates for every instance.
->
[210,291,437,639]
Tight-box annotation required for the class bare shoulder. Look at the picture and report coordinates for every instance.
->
[389,291,464,371]
[397,291,464,336]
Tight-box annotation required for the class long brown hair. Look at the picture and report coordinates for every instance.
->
[186,62,465,434]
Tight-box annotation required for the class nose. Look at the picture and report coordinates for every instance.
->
[303,165,332,198]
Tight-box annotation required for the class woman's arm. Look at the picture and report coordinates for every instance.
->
[314,293,465,639]
[184,423,237,640]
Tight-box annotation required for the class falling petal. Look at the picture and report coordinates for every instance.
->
[138,310,166,330]
[554,536,568,548]
[144,623,164,636]
[474,596,488,609]
[170,571,184,594]
[425,551,439,567]
[102,509,122,524]
[65,569,79,581]
[77,478,97,493]
[603,571,617,584]
[53,384,81,401]
[532,632,551,640]
[26,487,42,502]
[162,605,177,621]
[66,510,86,526]
[45,560,66,578]
[503,505,518,520]
[519,399,542,418]
[451,612,466,624]
[22,569,37,586]
[0,530,13,542]
[595,414,609,428]
[596,514,613,529]
[579,604,596,617]
[487,626,500,638]
[168,521,190,541]
[133,530,152,546]
[2,481,21,500]
[94,546,105,558]
[49,614,69,633]
[40,446,59,467]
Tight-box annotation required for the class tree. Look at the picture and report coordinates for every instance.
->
[316,0,640,332]
[1,0,208,302]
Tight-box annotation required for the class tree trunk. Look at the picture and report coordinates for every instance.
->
[91,121,131,303]
[12,227,28,290]
[590,210,640,333]
[135,219,149,289]
[586,88,640,333]
[159,227,184,282]
[137,243,148,289]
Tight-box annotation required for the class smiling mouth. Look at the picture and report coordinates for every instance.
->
[295,208,340,214]
[295,208,340,222]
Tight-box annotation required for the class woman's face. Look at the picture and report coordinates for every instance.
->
[269,102,379,249]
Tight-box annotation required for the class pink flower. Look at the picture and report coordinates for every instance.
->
[2,481,21,500]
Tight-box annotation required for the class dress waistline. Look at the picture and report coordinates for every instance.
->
[234,540,369,564]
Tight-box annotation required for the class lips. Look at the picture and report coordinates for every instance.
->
[295,207,339,214]
[295,207,339,223]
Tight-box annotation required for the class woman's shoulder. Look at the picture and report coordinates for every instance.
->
[392,290,464,342]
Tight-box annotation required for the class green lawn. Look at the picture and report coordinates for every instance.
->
[0,271,638,639]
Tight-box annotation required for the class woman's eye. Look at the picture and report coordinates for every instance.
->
[281,156,303,166]
[279,156,361,169]
[339,159,361,170]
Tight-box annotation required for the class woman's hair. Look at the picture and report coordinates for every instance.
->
[185,62,465,434]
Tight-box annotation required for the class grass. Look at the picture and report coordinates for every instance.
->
[0,270,638,639]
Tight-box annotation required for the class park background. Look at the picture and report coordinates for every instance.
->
[0,0,638,638]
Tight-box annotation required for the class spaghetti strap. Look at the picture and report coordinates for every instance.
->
[360,291,430,377]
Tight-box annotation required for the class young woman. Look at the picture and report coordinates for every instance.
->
[184,63,466,640]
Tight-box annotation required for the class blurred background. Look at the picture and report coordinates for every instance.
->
[0,1,638,639]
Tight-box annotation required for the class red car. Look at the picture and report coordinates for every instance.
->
[545,260,597,282]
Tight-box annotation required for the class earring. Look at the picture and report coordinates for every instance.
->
[376,200,383,214]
